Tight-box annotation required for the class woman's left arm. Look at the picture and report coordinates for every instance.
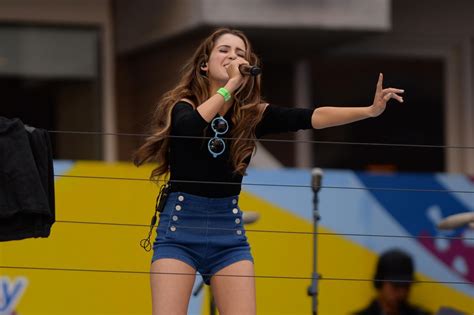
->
[311,73,404,129]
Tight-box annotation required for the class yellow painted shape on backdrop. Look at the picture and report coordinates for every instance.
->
[1,161,160,314]
[1,162,472,314]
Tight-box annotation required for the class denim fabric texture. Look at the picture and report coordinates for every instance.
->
[152,192,253,285]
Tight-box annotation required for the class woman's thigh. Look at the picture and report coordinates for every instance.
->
[150,258,196,315]
[210,260,256,315]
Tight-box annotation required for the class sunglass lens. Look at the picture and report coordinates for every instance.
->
[209,138,225,153]
[212,118,228,133]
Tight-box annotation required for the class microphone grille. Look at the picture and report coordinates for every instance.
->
[312,168,323,177]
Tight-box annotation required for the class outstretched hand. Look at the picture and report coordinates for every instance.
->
[369,73,404,117]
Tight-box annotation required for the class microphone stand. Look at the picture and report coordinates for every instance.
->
[307,175,322,315]
[192,280,217,315]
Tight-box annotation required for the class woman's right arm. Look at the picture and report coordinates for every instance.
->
[196,78,239,122]
[171,71,237,136]
[172,78,239,136]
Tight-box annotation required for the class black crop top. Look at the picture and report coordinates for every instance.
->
[168,101,314,197]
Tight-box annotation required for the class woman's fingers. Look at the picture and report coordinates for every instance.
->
[230,57,249,67]
[376,73,383,92]
[382,92,404,103]
[383,92,392,101]
[227,57,249,74]
[393,94,404,103]
[383,87,404,94]
[376,73,405,104]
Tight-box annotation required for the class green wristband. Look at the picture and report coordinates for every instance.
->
[217,87,231,102]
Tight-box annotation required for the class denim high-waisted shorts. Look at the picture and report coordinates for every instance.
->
[152,192,253,285]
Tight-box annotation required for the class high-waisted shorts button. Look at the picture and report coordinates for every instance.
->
[235,218,241,224]
[232,199,237,204]
[236,230,242,235]
[232,208,238,214]
[178,195,184,202]
[170,226,177,232]
[175,205,182,211]
[172,215,178,221]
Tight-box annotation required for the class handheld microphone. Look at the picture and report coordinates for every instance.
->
[239,64,262,76]
[311,168,323,193]
[437,212,474,230]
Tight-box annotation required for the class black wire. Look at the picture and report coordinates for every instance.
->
[56,220,474,241]
[46,130,474,281]
[139,183,169,252]
[0,265,471,286]
[54,174,474,194]
[47,130,474,150]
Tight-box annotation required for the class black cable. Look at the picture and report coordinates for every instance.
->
[44,130,474,285]
[47,130,474,150]
[0,265,471,286]
[56,220,474,241]
[54,174,474,194]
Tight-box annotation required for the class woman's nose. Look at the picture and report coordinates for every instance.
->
[228,53,237,60]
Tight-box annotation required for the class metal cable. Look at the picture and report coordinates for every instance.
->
[47,130,474,150]
[55,174,474,194]
[0,265,471,286]
[56,220,473,241]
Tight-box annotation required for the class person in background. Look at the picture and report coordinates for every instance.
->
[354,248,431,315]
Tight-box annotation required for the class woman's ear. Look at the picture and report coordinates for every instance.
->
[199,54,209,74]
[200,61,208,72]
[199,61,208,76]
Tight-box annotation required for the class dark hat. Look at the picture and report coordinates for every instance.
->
[373,249,414,289]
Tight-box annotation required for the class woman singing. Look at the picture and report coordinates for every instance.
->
[134,28,403,315]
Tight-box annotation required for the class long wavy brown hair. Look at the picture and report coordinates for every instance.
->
[133,28,265,181]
